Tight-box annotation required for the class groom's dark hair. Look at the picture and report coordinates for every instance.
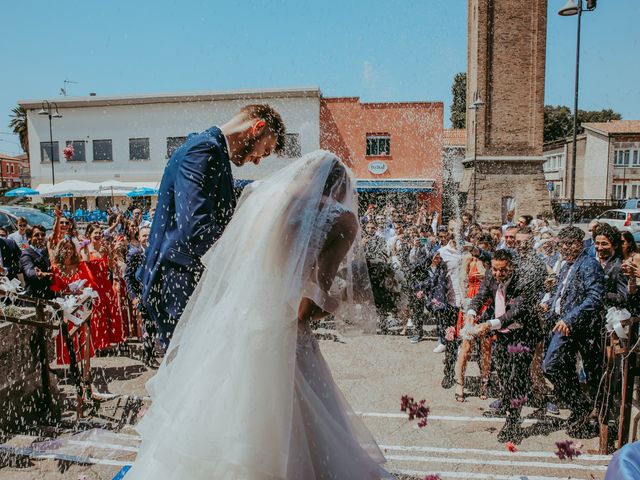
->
[240,104,286,155]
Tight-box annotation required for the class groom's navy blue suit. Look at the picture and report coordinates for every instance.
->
[141,126,236,346]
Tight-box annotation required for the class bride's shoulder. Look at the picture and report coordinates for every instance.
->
[327,206,358,241]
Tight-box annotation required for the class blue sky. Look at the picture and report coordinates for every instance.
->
[1,0,638,155]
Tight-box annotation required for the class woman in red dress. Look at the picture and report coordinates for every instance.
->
[80,223,124,351]
[51,237,96,365]
[454,234,495,402]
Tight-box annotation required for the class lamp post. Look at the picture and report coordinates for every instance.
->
[559,0,597,224]
[37,100,62,185]
[469,91,485,221]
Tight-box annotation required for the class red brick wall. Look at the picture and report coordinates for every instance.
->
[0,159,23,187]
[320,97,444,210]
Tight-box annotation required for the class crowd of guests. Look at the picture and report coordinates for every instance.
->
[362,202,640,443]
[4,195,640,445]
[0,204,158,368]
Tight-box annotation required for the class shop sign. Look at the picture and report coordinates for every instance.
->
[368,161,388,175]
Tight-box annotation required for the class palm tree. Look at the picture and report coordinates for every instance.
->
[8,106,28,157]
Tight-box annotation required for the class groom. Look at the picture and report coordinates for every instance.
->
[141,104,286,347]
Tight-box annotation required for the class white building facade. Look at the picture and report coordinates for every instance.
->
[542,144,566,199]
[20,88,322,195]
[542,121,640,201]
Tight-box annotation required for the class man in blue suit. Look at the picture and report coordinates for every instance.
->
[141,104,286,348]
[542,226,605,438]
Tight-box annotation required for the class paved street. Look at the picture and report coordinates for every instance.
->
[0,333,610,480]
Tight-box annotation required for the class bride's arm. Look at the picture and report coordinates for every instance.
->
[298,210,358,324]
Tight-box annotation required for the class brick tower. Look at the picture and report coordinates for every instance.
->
[462,0,550,225]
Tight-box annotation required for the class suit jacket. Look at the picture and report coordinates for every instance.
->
[469,268,539,342]
[141,126,236,321]
[1,237,22,279]
[20,246,53,299]
[599,255,628,308]
[548,250,605,330]
[125,244,144,301]
[414,263,455,311]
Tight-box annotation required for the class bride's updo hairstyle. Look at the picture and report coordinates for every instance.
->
[322,159,351,205]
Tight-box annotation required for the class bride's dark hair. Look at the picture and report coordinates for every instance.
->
[322,160,350,203]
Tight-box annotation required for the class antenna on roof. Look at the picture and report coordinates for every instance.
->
[60,79,78,96]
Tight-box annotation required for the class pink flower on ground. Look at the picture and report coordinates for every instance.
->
[401,394,430,427]
[400,395,412,412]
[506,442,518,452]
[555,440,582,460]
[424,475,441,480]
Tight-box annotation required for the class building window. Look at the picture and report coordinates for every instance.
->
[66,140,86,162]
[612,184,628,200]
[631,184,640,199]
[366,135,391,156]
[614,149,631,166]
[10,164,14,174]
[93,139,113,161]
[633,150,640,167]
[283,133,302,158]
[166,136,187,158]
[129,138,150,161]
[40,141,59,163]
[544,153,564,171]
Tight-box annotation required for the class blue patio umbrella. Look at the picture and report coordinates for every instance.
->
[4,187,40,197]
[127,187,159,198]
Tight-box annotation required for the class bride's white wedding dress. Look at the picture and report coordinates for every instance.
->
[126,151,392,479]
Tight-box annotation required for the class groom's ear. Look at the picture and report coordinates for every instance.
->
[251,120,266,136]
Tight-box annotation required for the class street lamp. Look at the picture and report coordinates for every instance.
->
[469,91,484,221]
[559,0,597,224]
[38,100,62,185]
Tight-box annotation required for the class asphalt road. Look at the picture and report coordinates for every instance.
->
[0,334,610,480]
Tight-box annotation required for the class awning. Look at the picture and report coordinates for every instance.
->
[35,180,160,198]
[35,180,101,197]
[355,179,435,193]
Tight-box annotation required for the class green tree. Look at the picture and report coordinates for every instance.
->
[544,105,573,144]
[8,106,28,156]
[544,105,622,143]
[450,72,466,129]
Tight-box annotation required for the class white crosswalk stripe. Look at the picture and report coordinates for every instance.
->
[0,413,611,479]
[393,469,591,480]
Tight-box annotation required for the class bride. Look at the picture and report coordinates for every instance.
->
[126,150,393,479]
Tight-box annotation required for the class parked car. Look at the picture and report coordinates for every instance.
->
[596,209,640,233]
[553,201,582,222]
[624,198,640,210]
[0,206,55,234]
